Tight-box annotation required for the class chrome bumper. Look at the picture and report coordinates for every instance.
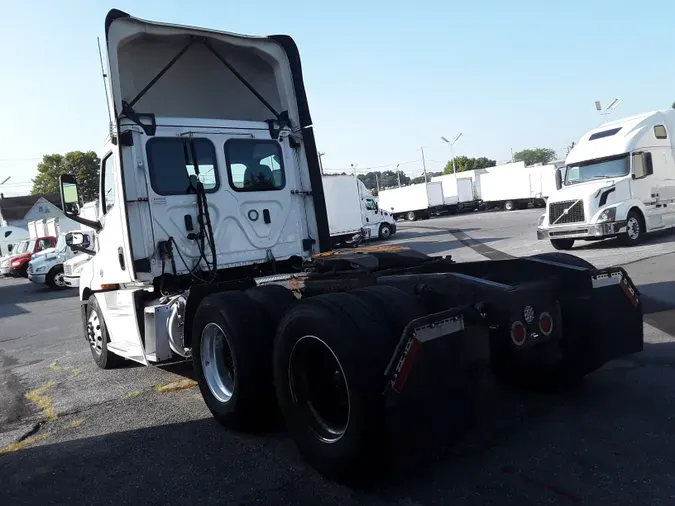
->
[28,273,47,284]
[537,221,627,240]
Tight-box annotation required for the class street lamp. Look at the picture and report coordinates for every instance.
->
[0,176,11,186]
[396,164,401,187]
[441,133,463,175]
[595,98,621,123]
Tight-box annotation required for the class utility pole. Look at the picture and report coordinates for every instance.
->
[375,172,380,193]
[396,164,401,187]
[420,147,428,183]
[441,133,462,176]
[510,148,514,163]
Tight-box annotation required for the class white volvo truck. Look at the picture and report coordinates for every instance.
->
[537,109,675,250]
[60,9,645,485]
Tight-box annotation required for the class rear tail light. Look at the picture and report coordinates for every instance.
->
[539,312,553,336]
[510,321,527,346]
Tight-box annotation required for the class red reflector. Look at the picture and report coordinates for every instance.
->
[510,321,527,346]
[392,337,422,393]
[539,312,553,336]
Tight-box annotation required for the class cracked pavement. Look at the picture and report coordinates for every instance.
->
[2,210,675,505]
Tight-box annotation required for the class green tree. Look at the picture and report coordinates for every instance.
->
[443,156,496,174]
[671,101,675,109]
[358,170,411,193]
[513,148,557,166]
[32,151,101,203]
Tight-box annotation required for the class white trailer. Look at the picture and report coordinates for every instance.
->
[28,219,49,239]
[378,181,446,221]
[55,10,645,485]
[430,174,479,212]
[538,108,675,249]
[479,161,548,211]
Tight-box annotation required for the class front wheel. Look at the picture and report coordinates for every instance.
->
[378,223,392,240]
[86,295,123,369]
[551,239,575,250]
[46,265,66,290]
[618,210,644,246]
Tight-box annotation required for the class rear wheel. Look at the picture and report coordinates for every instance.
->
[192,291,277,431]
[504,200,515,211]
[274,292,396,483]
[86,295,123,369]
[551,238,575,250]
[46,265,66,289]
[406,211,417,221]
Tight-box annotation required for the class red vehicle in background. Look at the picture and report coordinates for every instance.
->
[9,236,56,277]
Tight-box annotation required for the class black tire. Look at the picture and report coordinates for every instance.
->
[273,292,394,484]
[529,252,595,269]
[406,211,416,221]
[348,285,425,341]
[378,223,392,240]
[19,264,28,278]
[618,210,644,246]
[245,284,297,324]
[504,201,515,211]
[46,264,67,290]
[192,291,277,431]
[550,239,575,250]
[86,295,123,369]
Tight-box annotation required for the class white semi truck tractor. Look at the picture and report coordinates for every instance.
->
[60,9,645,485]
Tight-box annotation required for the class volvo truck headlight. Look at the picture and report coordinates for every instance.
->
[537,214,546,227]
[597,207,616,223]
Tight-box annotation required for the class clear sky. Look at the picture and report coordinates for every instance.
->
[1,0,673,195]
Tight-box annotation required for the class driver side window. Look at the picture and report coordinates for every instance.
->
[101,154,116,215]
[364,198,377,211]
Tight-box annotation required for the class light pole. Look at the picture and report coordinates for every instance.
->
[396,164,401,187]
[350,163,358,176]
[441,133,462,175]
[420,147,428,182]
[595,98,621,123]
[318,152,325,175]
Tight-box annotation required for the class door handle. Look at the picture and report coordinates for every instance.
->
[263,209,271,224]
[118,247,126,271]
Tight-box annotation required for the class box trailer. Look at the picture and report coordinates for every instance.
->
[322,175,365,247]
[479,162,548,211]
[378,181,446,221]
[431,174,479,212]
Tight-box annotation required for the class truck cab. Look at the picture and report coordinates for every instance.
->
[8,236,56,277]
[28,231,94,289]
[537,109,675,249]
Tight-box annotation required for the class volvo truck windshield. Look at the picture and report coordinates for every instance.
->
[565,154,629,185]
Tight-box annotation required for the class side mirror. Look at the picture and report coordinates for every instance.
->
[555,168,563,190]
[59,174,81,216]
[7,244,12,252]
[66,232,90,248]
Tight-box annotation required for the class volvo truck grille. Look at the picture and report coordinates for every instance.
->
[549,200,585,224]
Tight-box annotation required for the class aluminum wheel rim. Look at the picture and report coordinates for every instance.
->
[627,217,640,240]
[201,323,235,404]
[288,335,350,443]
[87,310,103,355]
[53,272,65,287]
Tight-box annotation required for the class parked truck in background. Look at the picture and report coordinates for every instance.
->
[323,175,396,245]
[0,225,29,258]
[28,203,98,289]
[7,233,56,277]
[0,239,28,276]
[537,109,675,250]
[58,10,644,485]
[378,181,445,221]
[431,173,480,213]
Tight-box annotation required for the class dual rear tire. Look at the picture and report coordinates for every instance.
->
[191,284,423,483]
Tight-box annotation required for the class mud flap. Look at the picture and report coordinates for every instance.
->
[380,308,491,457]
[565,267,643,374]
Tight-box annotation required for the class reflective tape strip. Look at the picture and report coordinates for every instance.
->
[413,316,464,343]
[591,271,622,288]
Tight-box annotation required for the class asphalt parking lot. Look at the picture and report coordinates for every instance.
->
[3,208,675,505]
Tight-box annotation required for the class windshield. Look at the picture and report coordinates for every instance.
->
[565,154,629,185]
[26,240,36,252]
[15,241,29,254]
[55,234,68,253]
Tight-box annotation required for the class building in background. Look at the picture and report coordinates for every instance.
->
[0,193,63,228]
